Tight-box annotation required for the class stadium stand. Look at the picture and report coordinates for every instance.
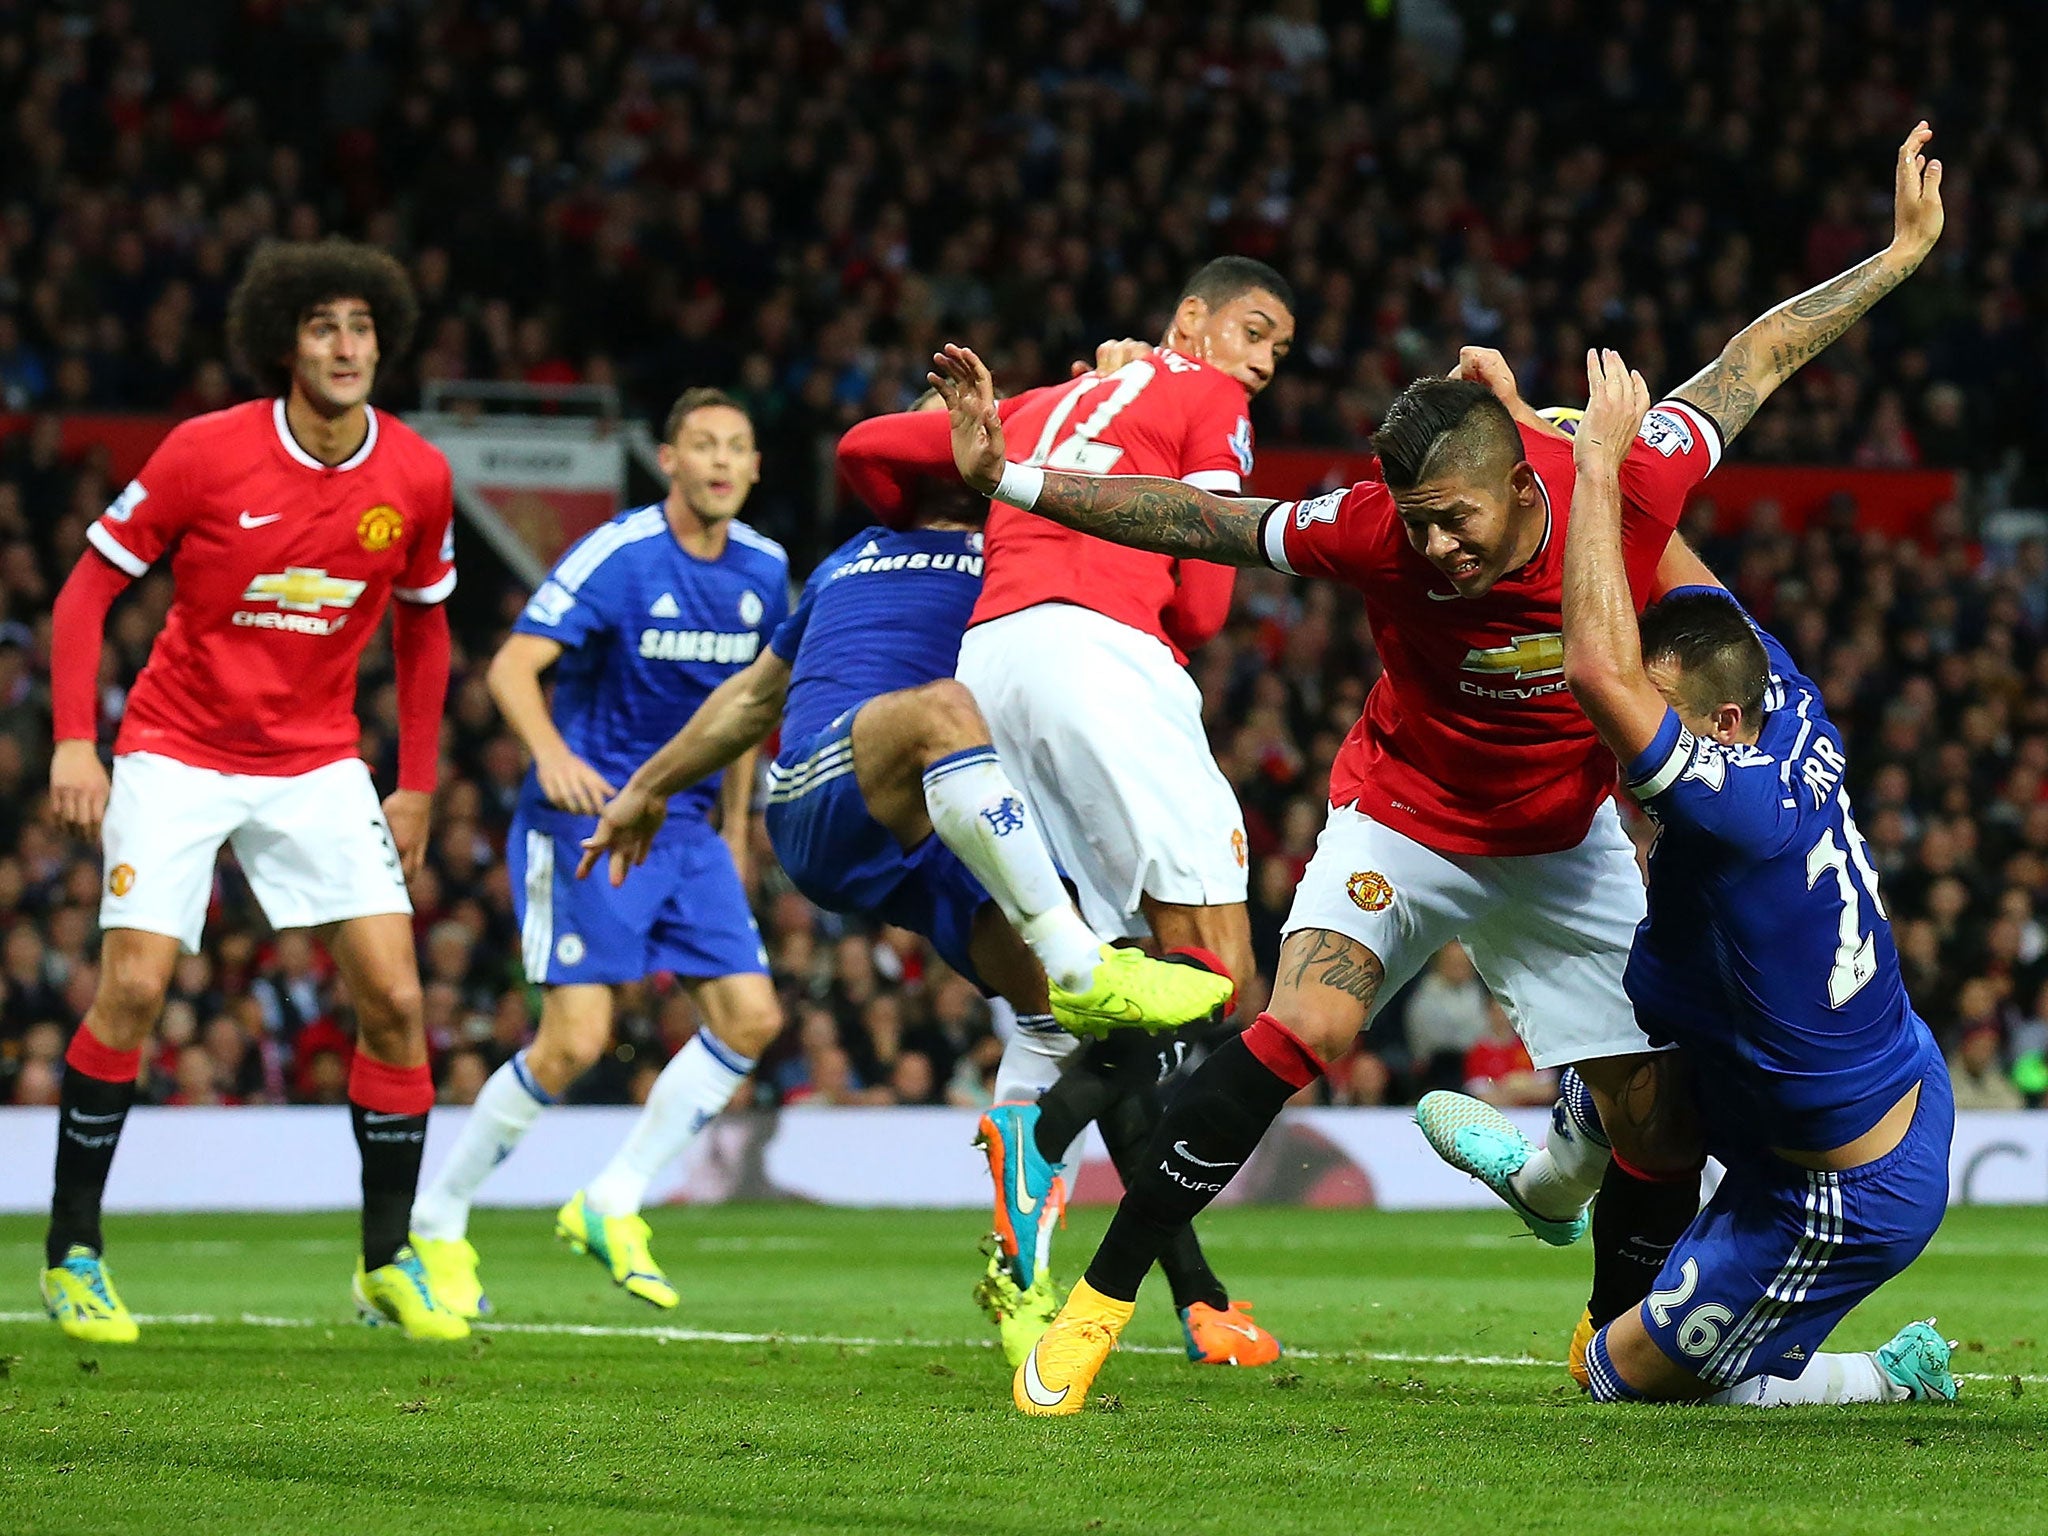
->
[2,1,2046,1112]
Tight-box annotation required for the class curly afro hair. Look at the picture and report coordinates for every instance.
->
[226,238,419,397]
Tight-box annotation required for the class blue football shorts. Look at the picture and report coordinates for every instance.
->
[764,708,993,988]
[509,796,767,985]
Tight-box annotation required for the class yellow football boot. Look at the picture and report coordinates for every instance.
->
[1567,1306,1595,1391]
[556,1191,678,1309]
[974,1245,1064,1368]
[1013,1279,1133,1416]
[353,1246,470,1340]
[1050,946,1232,1038]
[411,1235,489,1320]
[41,1247,140,1344]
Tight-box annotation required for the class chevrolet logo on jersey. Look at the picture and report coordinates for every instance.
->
[1460,632,1565,680]
[243,568,368,613]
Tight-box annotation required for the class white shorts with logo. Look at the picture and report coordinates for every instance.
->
[100,752,412,953]
[1283,800,1652,1067]
[956,603,1248,940]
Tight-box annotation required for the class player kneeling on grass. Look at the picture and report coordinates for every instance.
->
[42,238,466,1342]
[408,390,790,1317]
[1556,348,1955,1406]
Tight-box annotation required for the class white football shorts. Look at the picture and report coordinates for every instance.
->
[100,752,412,953]
[956,602,1249,940]
[1282,799,1654,1067]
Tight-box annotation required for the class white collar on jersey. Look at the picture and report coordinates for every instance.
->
[272,397,379,471]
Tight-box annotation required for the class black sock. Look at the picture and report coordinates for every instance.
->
[351,1104,428,1271]
[1083,1035,1296,1302]
[1098,1081,1229,1312]
[1587,1159,1701,1327]
[1031,1041,1125,1162]
[48,1071,137,1267]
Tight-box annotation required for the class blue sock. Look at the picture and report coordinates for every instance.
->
[1585,1324,1646,1403]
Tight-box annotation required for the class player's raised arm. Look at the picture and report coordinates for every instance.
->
[928,343,1276,566]
[1560,350,1670,761]
[578,648,792,885]
[1672,121,1943,448]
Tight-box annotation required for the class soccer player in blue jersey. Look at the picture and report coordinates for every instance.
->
[1550,346,1956,1406]
[409,388,792,1315]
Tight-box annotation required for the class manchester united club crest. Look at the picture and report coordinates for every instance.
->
[107,863,136,897]
[358,504,404,552]
[1346,870,1392,912]
[1230,828,1248,869]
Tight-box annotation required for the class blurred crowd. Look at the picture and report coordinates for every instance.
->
[4,0,2048,1112]
[3,1,2046,568]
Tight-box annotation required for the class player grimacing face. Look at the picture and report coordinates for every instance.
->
[660,405,761,523]
[1392,462,1545,598]
[292,298,379,415]
[1168,288,1294,397]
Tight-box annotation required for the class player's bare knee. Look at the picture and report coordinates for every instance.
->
[911,678,989,759]
[355,976,426,1054]
[707,1002,780,1061]
[92,947,174,1042]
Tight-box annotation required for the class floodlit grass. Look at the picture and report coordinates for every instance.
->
[3,1204,2043,1534]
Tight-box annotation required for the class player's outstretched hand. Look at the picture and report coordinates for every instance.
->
[927,344,1007,495]
[1072,337,1151,377]
[1889,121,1943,268]
[1574,348,1650,481]
[536,748,616,818]
[577,782,667,888]
[382,789,432,880]
[49,739,111,843]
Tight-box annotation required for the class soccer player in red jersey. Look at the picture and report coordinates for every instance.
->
[931,124,1946,1414]
[839,260,1295,1365]
[40,239,467,1342]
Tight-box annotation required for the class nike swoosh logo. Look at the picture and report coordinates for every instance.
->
[66,1110,127,1125]
[361,1111,417,1124]
[1217,1320,1261,1341]
[1173,1140,1240,1170]
[1021,1346,1070,1408]
[1427,588,1462,600]
[239,511,282,528]
[1012,1150,1037,1215]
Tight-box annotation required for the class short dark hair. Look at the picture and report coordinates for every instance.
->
[1178,256,1295,317]
[1371,378,1522,492]
[226,238,418,396]
[662,387,750,442]
[1638,591,1770,720]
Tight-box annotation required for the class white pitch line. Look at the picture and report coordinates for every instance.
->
[0,1312,2038,1383]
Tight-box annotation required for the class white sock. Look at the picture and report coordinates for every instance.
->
[1510,1096,1612,1221]
[582,1031,754,1217]
[411,1051,551,1242]
[1708,1351,1904,1406]
[993,1013,1076,1106]
[922,747,1101,992]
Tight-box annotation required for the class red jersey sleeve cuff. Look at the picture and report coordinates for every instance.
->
[394,568,458,605]
[86,521,151,577]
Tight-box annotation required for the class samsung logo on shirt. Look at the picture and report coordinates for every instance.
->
[639,629,761,663]
[831,551,984,581]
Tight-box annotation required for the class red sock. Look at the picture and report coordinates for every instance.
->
[65,1027,143,1084]
[346,1054,434,1115]
[1241,1011,1325,1089]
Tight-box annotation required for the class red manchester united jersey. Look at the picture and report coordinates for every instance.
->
[971,348,1253,661]
[85,399,457,777]
[1257,400,1722,857]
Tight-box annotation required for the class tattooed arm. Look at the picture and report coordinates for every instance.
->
[1674,121,1944,446]
[927,342,1276,566]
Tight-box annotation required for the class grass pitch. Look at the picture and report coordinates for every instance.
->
[3,1203,2044,1535]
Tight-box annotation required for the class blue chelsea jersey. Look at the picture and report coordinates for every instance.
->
[769,526,985,751]
[1621,586,1938,1157]
[515,504,790,817]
